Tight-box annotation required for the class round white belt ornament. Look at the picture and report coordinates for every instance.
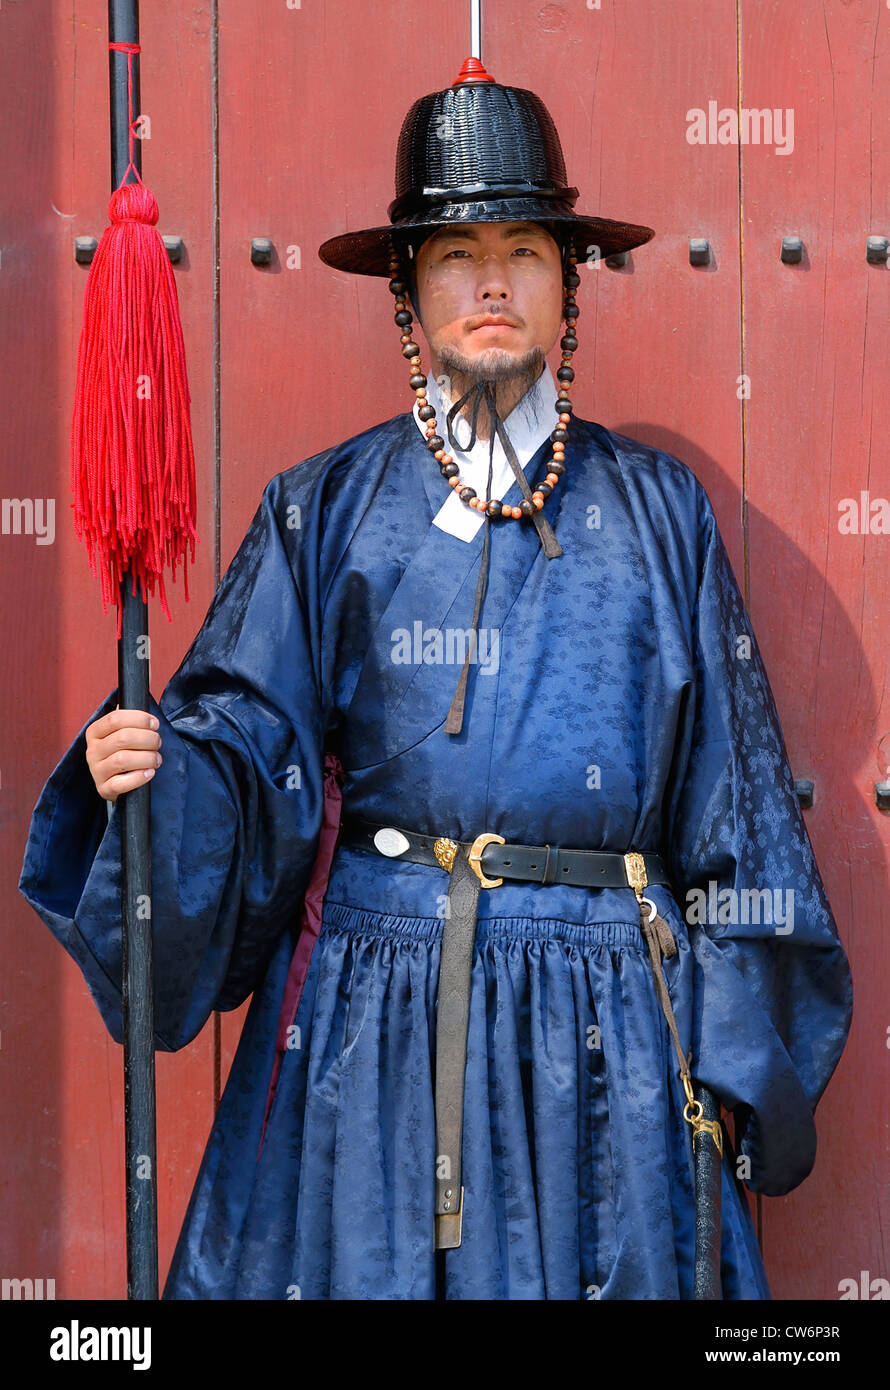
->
[373,827,411,857]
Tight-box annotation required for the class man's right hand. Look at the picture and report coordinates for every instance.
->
[85,707,163,803]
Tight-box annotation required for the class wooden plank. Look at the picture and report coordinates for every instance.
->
[740,0,889,1299]
[1,0,218,1297]
[492,0,746,568]
[215,0,468,1081]
[492,0,763,1248]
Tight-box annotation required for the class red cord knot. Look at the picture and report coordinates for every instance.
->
[108,181,159,226]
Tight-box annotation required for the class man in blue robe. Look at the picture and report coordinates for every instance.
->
[19,58,852,1300]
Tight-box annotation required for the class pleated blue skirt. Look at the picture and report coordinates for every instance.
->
[165,845,771,1300]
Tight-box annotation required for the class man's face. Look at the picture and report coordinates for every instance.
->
[408,221,564,382]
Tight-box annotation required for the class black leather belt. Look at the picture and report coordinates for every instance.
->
[339,817,670,892]
[337,814,673,1250]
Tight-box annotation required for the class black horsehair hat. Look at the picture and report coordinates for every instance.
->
[317,57,655,278]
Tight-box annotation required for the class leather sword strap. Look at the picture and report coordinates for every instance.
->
[432,844,480,1248]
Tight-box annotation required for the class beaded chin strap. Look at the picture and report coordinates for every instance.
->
[386,232,580,734]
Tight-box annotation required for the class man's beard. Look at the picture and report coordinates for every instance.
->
[434,343,546,442]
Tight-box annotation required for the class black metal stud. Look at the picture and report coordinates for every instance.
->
[74,236,99,265]
[250,237,273,266]
[794,779,814,809]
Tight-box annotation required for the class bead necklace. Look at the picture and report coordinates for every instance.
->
[386,233,581,519]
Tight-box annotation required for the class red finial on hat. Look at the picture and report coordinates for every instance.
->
[452,56,496,85]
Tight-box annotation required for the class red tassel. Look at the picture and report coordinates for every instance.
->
[71,180,198,639]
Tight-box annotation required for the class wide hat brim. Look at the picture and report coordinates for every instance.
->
[318,198,655,277]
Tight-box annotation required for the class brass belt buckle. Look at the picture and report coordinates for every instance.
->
[468,832,505,887]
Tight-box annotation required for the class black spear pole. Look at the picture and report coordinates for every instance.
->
[109,0,159,1300]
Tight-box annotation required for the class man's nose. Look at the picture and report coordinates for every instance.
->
[478,277,511,301]
[476,255,512,300]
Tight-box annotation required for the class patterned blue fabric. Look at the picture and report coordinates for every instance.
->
[19,410,852,1299]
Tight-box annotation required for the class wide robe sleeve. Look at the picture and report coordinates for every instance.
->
[18,474,328,1052]
[662,482,853,1197]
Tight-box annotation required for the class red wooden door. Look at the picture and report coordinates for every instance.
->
[1,0,883,1300]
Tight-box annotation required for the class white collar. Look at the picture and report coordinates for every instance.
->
[412,361,558,542]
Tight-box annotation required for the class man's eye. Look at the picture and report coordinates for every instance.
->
[442,247,535,259]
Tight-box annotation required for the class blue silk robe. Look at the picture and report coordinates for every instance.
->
[19,400,853,1300]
